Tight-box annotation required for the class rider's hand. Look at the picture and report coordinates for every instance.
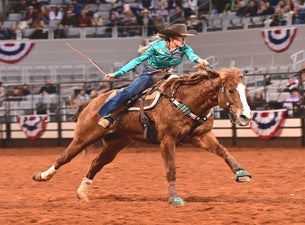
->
[105,73,115,80]
[197,58,209,66]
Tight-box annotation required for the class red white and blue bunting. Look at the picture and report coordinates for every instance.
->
[18,115,48,140]
[250,109,287,140]
[261,27,297,53]
[0,42,35,64]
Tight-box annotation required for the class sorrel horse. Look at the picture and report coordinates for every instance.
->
[33,65,252,206]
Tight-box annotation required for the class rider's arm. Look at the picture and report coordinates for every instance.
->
[114,44,155,78]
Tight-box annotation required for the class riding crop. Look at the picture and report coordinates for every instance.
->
[65,42,107,76]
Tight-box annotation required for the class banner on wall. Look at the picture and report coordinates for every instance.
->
[261,27,297,53]
[18,115,48,140]
[250,109,287,140]
[0,42,35,64]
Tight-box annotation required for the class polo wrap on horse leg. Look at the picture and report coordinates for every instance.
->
[168,183,185,206]
[225,157,252,182]
[77,177,93,201]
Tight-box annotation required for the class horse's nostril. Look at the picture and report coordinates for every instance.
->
[240,115,247,120]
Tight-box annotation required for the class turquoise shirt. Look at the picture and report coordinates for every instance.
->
[114,40,201,78]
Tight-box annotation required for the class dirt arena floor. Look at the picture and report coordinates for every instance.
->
[1,145,305,225]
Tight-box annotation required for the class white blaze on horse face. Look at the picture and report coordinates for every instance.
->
[236,83,251,118]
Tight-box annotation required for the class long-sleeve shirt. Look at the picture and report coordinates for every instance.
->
[114,39,200,78]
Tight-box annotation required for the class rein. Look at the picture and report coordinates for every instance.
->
[158,81,214,146]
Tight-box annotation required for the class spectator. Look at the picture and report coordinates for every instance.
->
[72,88,90,106]
[97,82,111,94]
[213,0,230,14]
[256,0,274,16]
[139,0,155,10]
[283,88,300,117]
[71,0,85,18]
[0,82,5,106]
[269,7,287,26]
[39,79,57,95]
[31,4,49,28]
[61,10,78,29]
[181,0,197,18]
[155,4,169,19]
[30,19,48,39]
[54,23,67,39]
[155,0,168,10]
[133,9,156,36]
[103,12,124,37]
[77,9,92,27]
[169,5,185,24]
[6,23,21,40]
[121,5,140,37]
[10,0,28,17]
[24,6,37,27]
[249,91,266,110]
[300,63,305,86]
[152,16,165,31]
[91,13,104,26]
[19,84,31,96]
[244,0,259,17]
[89,89,98,99]
[186,14,203,32]
[292,3,305,24]
[7,86,22,101]
[0,21,10,40]
[167,0,182,11]
[283,76,298,92]
[228,0,241,12]
[49,5,63,22]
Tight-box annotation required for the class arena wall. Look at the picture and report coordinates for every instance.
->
[0,118,304,148]
[1,25,305,72]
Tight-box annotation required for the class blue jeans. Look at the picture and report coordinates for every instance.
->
[98,67,154,118]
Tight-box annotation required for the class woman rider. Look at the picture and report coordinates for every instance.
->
[98,23,209,128]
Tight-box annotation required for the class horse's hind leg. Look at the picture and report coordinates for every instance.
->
[32,127,103,182]
[77,133,131,201]
[191,131,251,182]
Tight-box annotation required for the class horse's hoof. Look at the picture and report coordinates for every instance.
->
[77,191,90,202]
[170,197,185,206]
[32,172,44,182]
[235,169,252,182]
[32,171,54,182]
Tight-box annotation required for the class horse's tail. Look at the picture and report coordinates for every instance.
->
[71,101,90,122]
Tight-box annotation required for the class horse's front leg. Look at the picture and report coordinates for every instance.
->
[190,131,251,182]
[160,138,185,206]
[77,134,132,201]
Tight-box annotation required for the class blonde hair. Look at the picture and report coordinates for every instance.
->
[137,33,169,53]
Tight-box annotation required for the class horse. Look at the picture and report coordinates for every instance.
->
[32,65,252,206]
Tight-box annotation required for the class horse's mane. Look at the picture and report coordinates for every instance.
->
[160,65,219,92]
[160,66,244,92]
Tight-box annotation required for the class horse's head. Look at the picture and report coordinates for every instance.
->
[217,67,252,126]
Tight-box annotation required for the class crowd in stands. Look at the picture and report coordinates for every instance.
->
[214,0,305,26]
[0,0,305,40]
[0,0,203,40]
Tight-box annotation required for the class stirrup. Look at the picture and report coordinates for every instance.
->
[98,118,110,128]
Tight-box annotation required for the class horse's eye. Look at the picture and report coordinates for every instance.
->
[228,89,234,94]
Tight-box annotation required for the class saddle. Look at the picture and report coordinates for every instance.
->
[111,73,179,144]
